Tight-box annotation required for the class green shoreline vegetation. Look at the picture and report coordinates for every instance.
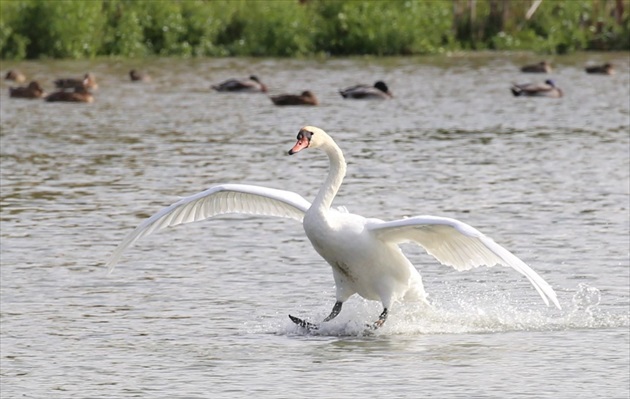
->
[1,0,628,60]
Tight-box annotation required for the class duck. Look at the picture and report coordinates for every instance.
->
[106,126,561,330]
[54,73,98,90]
[339,81,393,100]
[520,61,552,73]
[211,75,267,92]
[129,69,151,82]
[5,70,26,83]
[9,81,46,99]
[585,63,614,75]
[45,86,94,103]
[270,91,318,106]
[511,79,563,98]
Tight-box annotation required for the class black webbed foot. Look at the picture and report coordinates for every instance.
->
[290,301,343,331]
[289,315,318,330]
[366,308,389,330]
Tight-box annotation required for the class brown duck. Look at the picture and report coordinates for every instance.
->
[270,91,318,106]
[9,81,46,99]
[5,70,26,83]
[45,86,94,103]
[520,61,552,73]
[585,63,614,75]
[54,73,98,90]
[130,69,151,82]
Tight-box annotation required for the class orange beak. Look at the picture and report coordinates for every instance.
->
[288,136,309,155]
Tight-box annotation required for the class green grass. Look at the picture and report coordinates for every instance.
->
[1,0,628,60]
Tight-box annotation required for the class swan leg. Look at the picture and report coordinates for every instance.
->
[323,301,343,322]
[289,301,343,330]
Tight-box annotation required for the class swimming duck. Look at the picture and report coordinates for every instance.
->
[129,69,151,82]
[511,79,563,98]
[339,81,392,100]
[520,61,552,73]
[9,81,46,99]
[54,73,98,90]
[585,63,615,75]
[5,70,26,83]
[270,91,318,106]
[45,86,94,103]
[211,75,267,93]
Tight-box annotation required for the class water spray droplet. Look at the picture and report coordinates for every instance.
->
[572,283,601,311]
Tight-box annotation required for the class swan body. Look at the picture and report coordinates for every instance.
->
[107,126,561,328]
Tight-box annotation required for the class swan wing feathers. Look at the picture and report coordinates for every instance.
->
[367,216,560,309]
[106,184,311,271]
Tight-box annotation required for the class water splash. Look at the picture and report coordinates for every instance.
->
[561,283,617,330]
[254,283,628,337]
[571,283,601,313]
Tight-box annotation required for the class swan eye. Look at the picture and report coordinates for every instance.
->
[297,129,313,142]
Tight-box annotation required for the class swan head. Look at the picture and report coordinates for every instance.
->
[288,126,330,155]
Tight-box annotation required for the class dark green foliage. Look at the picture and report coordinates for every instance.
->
[2,0,106,59]
[101,1,147,57]
[0,0,627,60]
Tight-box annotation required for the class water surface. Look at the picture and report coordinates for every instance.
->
[1,53,629,398]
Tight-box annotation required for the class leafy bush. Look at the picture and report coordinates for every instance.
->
[0,0,627,60]
[20,0,105,59]
[237,1,315,57]
[101,1,148,57]
[0,0,32,59]
[180,0,231,57]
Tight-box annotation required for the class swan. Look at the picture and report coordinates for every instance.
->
[106,126,561,329]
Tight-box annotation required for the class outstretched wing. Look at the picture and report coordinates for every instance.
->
[367,215,561,309]
[106,184,311,272]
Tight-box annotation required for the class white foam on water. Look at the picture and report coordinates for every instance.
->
[251,283,628,337]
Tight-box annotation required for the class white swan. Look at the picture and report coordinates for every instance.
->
[106,126,561,329]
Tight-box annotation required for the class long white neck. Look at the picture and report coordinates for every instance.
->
[312,139,346,214]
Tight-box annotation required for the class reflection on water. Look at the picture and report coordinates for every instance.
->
[1,53,629,398]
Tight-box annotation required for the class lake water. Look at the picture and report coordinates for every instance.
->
[1,53,629,398]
